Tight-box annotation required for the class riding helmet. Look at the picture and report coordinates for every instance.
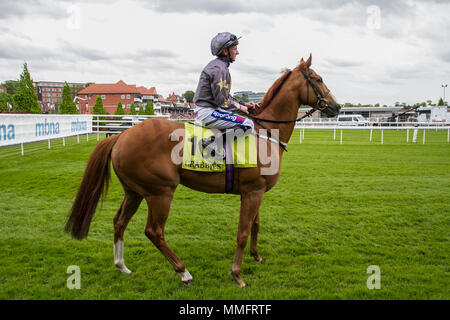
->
[210,32,241,56]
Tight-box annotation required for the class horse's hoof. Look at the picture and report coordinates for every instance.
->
[118,268,133,274]
[178,269,193,286]
[183,279,194,287]
[251,254,265,264]
[231,272,248,288]
[115,263,133,274]
[255,257,265,264]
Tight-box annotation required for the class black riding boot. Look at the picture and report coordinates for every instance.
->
[201,134,225,160]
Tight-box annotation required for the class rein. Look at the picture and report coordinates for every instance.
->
[249,108,317,152]
[247,68,331,124]
[248,106,317,124]
[243,68,333,152]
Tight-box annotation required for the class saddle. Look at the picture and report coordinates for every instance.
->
[182,123,257,192]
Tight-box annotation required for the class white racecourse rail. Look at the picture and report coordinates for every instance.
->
[294,121,450,144]
[0,114,92,147]
[2,115,448,155]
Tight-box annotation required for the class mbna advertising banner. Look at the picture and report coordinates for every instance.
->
[0,114,93,147]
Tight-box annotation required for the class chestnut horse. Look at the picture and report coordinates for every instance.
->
[65,55,340,288]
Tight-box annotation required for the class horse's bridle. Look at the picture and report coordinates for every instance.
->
[247,68,332,125]
[245,68,334,151]
[301,68,331,113]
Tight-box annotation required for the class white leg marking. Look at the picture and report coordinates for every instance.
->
[178,269,193,284]
[114,240,132,274]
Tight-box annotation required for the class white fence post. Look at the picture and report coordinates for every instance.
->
[412,128,418,143]
[63,137,65,147]
[340,129,343,145]
[370,126,373,142]
[407,128,409,143]
[381,129,384,145]
[447,128,449,143]
[423,129,426,144]
[333,127,336,141]
[48,139,51,150]
[21,143,24,156]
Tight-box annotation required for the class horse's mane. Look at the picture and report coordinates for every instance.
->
[253,69,292,116]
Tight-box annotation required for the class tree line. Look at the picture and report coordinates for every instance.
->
[0,63,157,116]
[92,97,156,118]
[343,99,446,109]
[0,63,41,113]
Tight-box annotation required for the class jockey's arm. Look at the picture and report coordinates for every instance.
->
[229,96,248,114]
[233,102,249,114]
[208,65,260,114]
[245,102,261,110]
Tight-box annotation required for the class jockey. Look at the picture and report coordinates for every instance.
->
[193,32,260,155]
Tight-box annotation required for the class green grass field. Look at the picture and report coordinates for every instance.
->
[0,129,449,299]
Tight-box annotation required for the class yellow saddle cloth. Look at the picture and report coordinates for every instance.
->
[182,123,257,172]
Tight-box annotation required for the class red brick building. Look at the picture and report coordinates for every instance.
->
[77,80,160,114]
[33,81,87,112]
[77,80,144,114]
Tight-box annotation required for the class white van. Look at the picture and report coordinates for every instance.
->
[337,114,369,126]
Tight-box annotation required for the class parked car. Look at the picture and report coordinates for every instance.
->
[337,114,369,126]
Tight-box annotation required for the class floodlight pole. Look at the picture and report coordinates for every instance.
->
[442,84,448,103]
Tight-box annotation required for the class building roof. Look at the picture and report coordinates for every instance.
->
[167,92,180,103]
[137,86,158,95]
[35,81,86,85]
[157,95,170,104]
[78,80,139,94]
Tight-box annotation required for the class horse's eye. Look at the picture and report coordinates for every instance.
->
[317,78,323,83]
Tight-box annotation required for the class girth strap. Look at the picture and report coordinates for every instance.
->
[224,140,234,193]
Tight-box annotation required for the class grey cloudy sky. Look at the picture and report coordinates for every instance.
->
[0,0,449,105]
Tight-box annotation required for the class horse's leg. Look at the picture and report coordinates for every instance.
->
[231,189,265,288]
[113,190,143,274]
[250,211,265,264]
[144,193,193,286]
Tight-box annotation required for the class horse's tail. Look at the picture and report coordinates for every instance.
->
[64,134,120,240]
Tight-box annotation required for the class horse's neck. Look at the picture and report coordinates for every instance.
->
[256,91,300,144]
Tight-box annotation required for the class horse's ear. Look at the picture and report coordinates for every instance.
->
[299,57,306,69]
[306,54,312,68]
